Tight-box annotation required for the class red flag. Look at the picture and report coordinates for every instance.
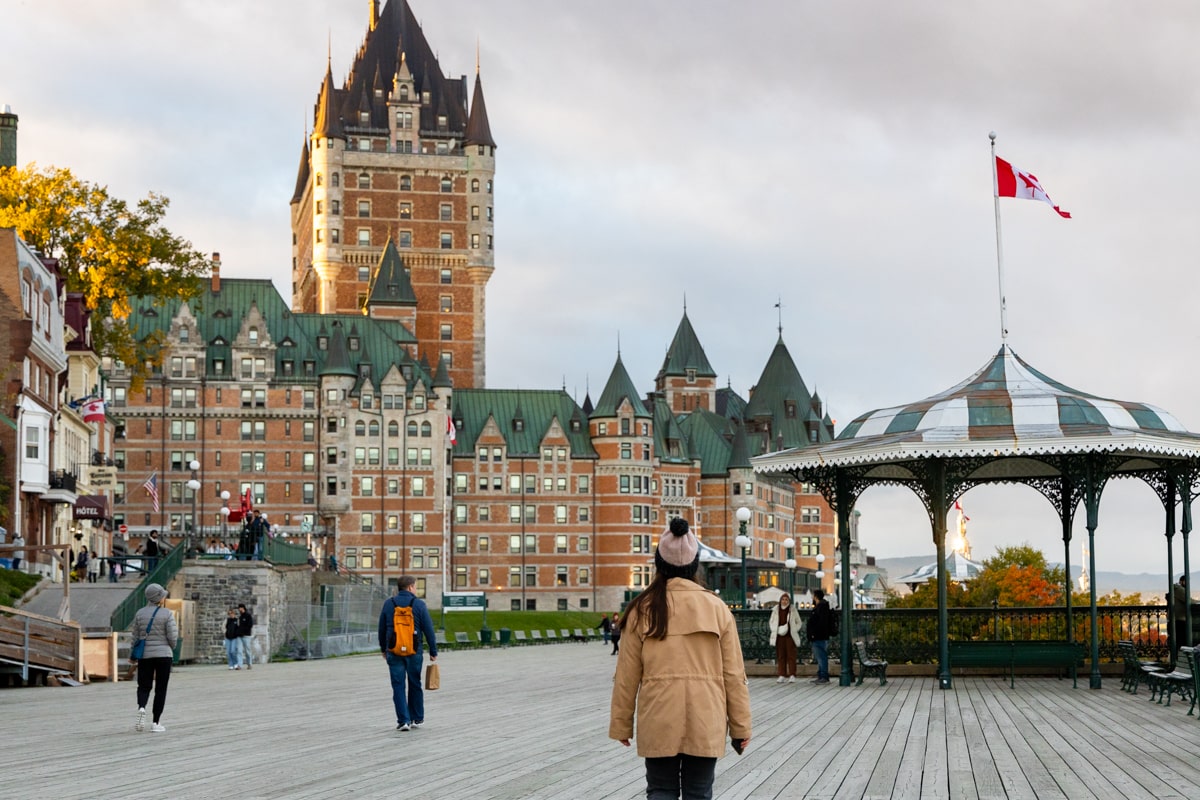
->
[447,414,457,446]
[995,156,1070,218]
[81,397,106,423]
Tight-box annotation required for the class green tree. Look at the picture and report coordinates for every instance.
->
[0,163,207,386]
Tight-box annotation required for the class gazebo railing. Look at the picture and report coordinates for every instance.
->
[733,605,1169,665]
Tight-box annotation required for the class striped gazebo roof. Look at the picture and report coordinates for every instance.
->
[754,345,1200,473]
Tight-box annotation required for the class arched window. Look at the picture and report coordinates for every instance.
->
[332,173,340,187]
[368,420,380,437]
[400,175,412,190]
[355,420,366,436]
[388,421,399,437]
[421,421,432,437]
[407,421,418,437]
[440,177,452,193]
[400,86,409,101]
[471,178,479,192]
[316,173,323,187]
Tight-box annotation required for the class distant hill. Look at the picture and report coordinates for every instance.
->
[875,556,1170,601]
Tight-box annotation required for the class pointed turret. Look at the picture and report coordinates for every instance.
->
[290,138,310,204]
[592,353,650,418]
[727,420,752,470]
[320,321,357,378]
[432,354,453,389]
[656,309,717,413]
[745,334,828,450]
[365,238,417,308]
[314,62,345,140]
[465,72,496,148]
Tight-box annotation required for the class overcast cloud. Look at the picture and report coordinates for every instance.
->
[5,1,1200,578]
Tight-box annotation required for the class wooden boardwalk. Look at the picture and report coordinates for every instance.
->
[5,641,1200,799]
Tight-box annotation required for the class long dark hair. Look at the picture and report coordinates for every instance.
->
[620,565,705,641]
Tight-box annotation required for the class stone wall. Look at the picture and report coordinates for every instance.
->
[168,561,311,665]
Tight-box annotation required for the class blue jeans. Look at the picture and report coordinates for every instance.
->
[645,754,717,800]
[239,635,254,666]
[812,639,829,680]
[225,638,241,667]
[386,652,425,725]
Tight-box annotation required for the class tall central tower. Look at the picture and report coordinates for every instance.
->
[291,0,496,388]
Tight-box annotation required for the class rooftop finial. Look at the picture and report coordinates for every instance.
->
[774,298,783,337]
[476,37,481,74]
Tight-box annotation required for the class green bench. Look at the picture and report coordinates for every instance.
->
[948,640,1084,688]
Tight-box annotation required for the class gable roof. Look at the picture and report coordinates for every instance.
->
[591,353,651,418]
[451,389,596,457]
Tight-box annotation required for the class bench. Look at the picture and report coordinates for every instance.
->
[948,640,1084,688]
[1118,639,1165,695]
[855,641,888,686]
[530,630,543,644]
[435,630,450,650]
[454,632,472,648]
[544,630,558,642]
[572,629,588,642]
[513,630,529,645]
[1149,645,1196,708]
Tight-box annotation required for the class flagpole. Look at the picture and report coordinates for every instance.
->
[989,131,1007,342]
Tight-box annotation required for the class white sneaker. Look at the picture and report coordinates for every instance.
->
[135,708,146,732]
[776,676,786,683]
[229,666,235,670]
[397,723,411,732]
[787,676,796,683]
[151,723,166,733]
[411,721,423,729]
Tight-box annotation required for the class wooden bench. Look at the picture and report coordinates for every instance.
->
[513,630,529,645]
[855,641,888,686]
[948,640,1084,688]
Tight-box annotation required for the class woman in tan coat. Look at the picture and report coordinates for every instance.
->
[609,518,752,800]
[768,592,802,683]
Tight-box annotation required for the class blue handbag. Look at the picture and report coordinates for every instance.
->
[131,606,161,661]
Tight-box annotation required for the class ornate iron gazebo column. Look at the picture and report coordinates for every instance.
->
[1082,456,1105,689]
[1060,476,1077,649]
[836,469,855,687]
[929,459,951,689]
[1183,479,1194,651]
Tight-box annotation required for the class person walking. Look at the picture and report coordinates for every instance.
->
[610,517,752,800]
[86,551,101,583]
[1171,575,1191,664]
[599,613,613,646]
[610,612,621,655]
[144,530,161,573]
[131,583,178,733]
[74,548,88,582]
[10,532,24,572]
[768,593,802,683]
[237,603,255,669]
[224,608,243,670]
[378,575,438,732]
[807,589,834,684]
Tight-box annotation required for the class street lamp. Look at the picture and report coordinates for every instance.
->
[219,490,231,550]
[783,537,796,601]
[186,459,201,555]
[815,553,826,595]
[734,506,752,608]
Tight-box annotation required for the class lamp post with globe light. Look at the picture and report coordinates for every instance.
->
[815,552,826,597]
[783,537,796,601]
[186,460,201,555]
[734,506,753,608]
[219,490,231,551]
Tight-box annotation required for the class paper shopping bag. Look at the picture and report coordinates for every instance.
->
[425,662,441,690]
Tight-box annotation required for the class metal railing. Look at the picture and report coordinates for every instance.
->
[733,605,1169,665]
[110,546,185,632]
[263,536,310,566]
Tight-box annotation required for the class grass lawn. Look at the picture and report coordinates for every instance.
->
[433,608,613,638]
[0,570,42,607]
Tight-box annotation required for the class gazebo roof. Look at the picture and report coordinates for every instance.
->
[754,345,1200,474]
[894,551,984,587]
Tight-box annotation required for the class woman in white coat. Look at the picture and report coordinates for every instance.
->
[767,593,802,683]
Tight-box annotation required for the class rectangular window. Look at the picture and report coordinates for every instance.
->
[556,566,568,587]
[455,534,467,553]
[578,475,589,494]
[801,507,821,524]
[440,232,452,250]
[411,513,425,533]
[555,534,568,554]
[358,229,371,246]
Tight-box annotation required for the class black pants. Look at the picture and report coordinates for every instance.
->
[645,754,717,800]
[136,657,172,723]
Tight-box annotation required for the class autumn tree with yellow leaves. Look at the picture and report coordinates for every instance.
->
[0,163,208,386]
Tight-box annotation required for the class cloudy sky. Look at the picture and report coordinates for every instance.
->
[6,1,1200,578]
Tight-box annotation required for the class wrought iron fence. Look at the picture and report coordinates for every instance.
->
[733,605,1169,665]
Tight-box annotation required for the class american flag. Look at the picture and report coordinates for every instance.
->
[143,473,159,513]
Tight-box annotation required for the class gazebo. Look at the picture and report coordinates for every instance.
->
[753,345,1200,688]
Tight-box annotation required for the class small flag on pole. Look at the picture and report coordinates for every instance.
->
[447,415,457,446]
[143,473,159,513]
[994,156,1071,218]
[81,397,106,423]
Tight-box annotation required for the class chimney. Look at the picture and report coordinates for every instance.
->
[0,104,17,169]
[211,252,221,292]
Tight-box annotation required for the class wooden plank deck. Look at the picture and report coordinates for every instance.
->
[6,641,1200,799]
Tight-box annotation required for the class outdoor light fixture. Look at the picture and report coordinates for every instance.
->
[734,506,752,608]
[783,537,796,599]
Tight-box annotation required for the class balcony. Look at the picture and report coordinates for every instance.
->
[42,469,80,505]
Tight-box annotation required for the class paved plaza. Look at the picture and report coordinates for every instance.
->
[5,640,1200,799]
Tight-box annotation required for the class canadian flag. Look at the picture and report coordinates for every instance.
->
[447,415,457,446]
[953,500,970,521]
[81,397,106,423]
[995,156,1070,218]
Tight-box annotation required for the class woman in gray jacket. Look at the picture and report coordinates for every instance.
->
[131,583,178,732]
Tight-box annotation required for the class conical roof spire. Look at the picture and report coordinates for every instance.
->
[465,71,496,147]
[592,353,650,418]
[320,321,357,378]
[314,61,345,140]
[290,137,310,204]
[657,309,716,381]
[366,238,418,307]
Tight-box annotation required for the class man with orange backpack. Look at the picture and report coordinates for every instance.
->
[378,575,439,732]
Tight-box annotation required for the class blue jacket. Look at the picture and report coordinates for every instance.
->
[378,591,438,658]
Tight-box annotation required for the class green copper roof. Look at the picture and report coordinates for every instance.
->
[744,335,833,448]
[677,408,738,478]
[320,320,357,378]
[128,277,429,389]
[366,238,418,309]
[591,353,650,419]
[727,420,752,470]
[657,311,716,381]
[451,389,597,458]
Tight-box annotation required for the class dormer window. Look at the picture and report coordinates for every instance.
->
[399,86,409,101]
[179,327,189,343]
[571,419,581,432]
[786,402,797,419]
[359,111,370,125]
[686,368,696,384]
[317,336,328,351]
[421,91,430,105]
[513,419,524,432]
[437,115,447,131]
[358,364,371,378]
[348,337,360,351]
[249,327,259,344]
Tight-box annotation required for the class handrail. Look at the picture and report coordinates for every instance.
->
[264,536,310,566]
[109,545,185,632]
